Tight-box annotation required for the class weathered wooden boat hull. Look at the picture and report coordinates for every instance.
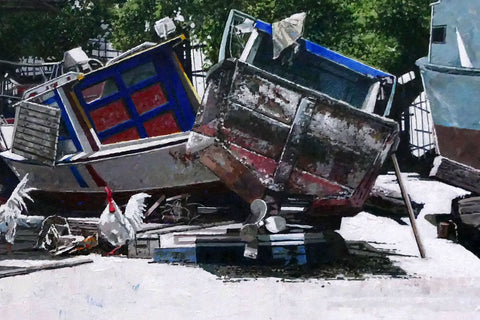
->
[2,134,216,193]
[416,1,480,193]
[190,60,400,217]
[417,59,480,168]
[418,57,480,193]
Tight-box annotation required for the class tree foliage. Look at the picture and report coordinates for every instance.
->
[110,0,163,50]
[0,0,117,61]
[147,0,431,74]
[0,0,432,74]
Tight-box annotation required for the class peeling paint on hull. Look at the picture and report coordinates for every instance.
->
[191,60,399,217]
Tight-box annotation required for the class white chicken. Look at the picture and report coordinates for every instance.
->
[98,186,150,249]
[0,174,35,252]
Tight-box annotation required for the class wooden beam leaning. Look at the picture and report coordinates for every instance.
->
[391,153,426,258]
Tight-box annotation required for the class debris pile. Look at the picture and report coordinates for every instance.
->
[3,4,480,268]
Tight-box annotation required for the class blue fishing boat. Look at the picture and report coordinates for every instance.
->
[416,0,480,193]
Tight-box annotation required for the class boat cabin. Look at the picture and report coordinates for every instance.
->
[9,36,199,166]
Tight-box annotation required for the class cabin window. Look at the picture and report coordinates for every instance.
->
[122,61,157,87]
[89,99,131,132]
[81,78,118,103]
[131,83,168,115]
[75,47,197,146]
[100,127,140,145]
[432,25,446,44]
[143,112,180,136]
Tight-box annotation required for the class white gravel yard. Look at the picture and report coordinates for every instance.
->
[1,173,480,320]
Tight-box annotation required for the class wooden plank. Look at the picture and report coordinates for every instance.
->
[138,220,237,235]
[144,195,166,218]
[67,218,99,236]
[19,105,60,120]
[365,186,424,219]
[128,235,161,258]
[153,247,197,264]
[221,103,289,159]
[13,136,56,154]
[392,154,426,258]
[21,101,60,116]
[14,132,57,149]
[0,259,93,279]
[454,196,480,228]
[12,149,53,164]
[16,121,59,136]
[457,196,480,215]
[0,267,28,278]
[12,145,55,164]
[154,232,346,265]
[18,113,60,129]
[229,71,301,124]
[12,143,55,159]
[273,97,315,190]
[14,126,58,143]
[430,156,480,194]
[21,104,60,118]
[199,145,266,203]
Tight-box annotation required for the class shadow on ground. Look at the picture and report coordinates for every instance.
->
[198,241,409,282]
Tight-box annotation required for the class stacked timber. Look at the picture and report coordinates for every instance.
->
[451,196,480,255]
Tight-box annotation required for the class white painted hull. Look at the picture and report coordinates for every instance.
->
[2,137,219,194]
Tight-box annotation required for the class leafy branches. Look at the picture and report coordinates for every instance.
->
[0,0,117,61]
[110,0,163,50]
[0,0,432,74]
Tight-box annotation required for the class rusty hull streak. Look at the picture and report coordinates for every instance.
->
[198,144,266,203]
[434,124,480,170]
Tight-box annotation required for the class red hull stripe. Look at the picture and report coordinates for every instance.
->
[86,164,107,187]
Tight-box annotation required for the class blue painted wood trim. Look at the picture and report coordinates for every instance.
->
[43,91,83,151]
[69,166,89,188]
[254,20,392,78]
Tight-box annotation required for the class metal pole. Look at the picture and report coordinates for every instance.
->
[391,153,426,258]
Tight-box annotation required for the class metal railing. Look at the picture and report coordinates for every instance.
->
[408,91,435,158]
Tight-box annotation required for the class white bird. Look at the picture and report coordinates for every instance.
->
[98,186,150,249]
[0,174,35,252]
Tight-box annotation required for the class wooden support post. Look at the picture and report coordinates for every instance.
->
[391,153,426,258]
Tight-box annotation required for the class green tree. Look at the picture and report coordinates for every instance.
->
[129,0,431,74]
[110,0,164,50]
[0,0,118,61]
[1,0,432,74]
